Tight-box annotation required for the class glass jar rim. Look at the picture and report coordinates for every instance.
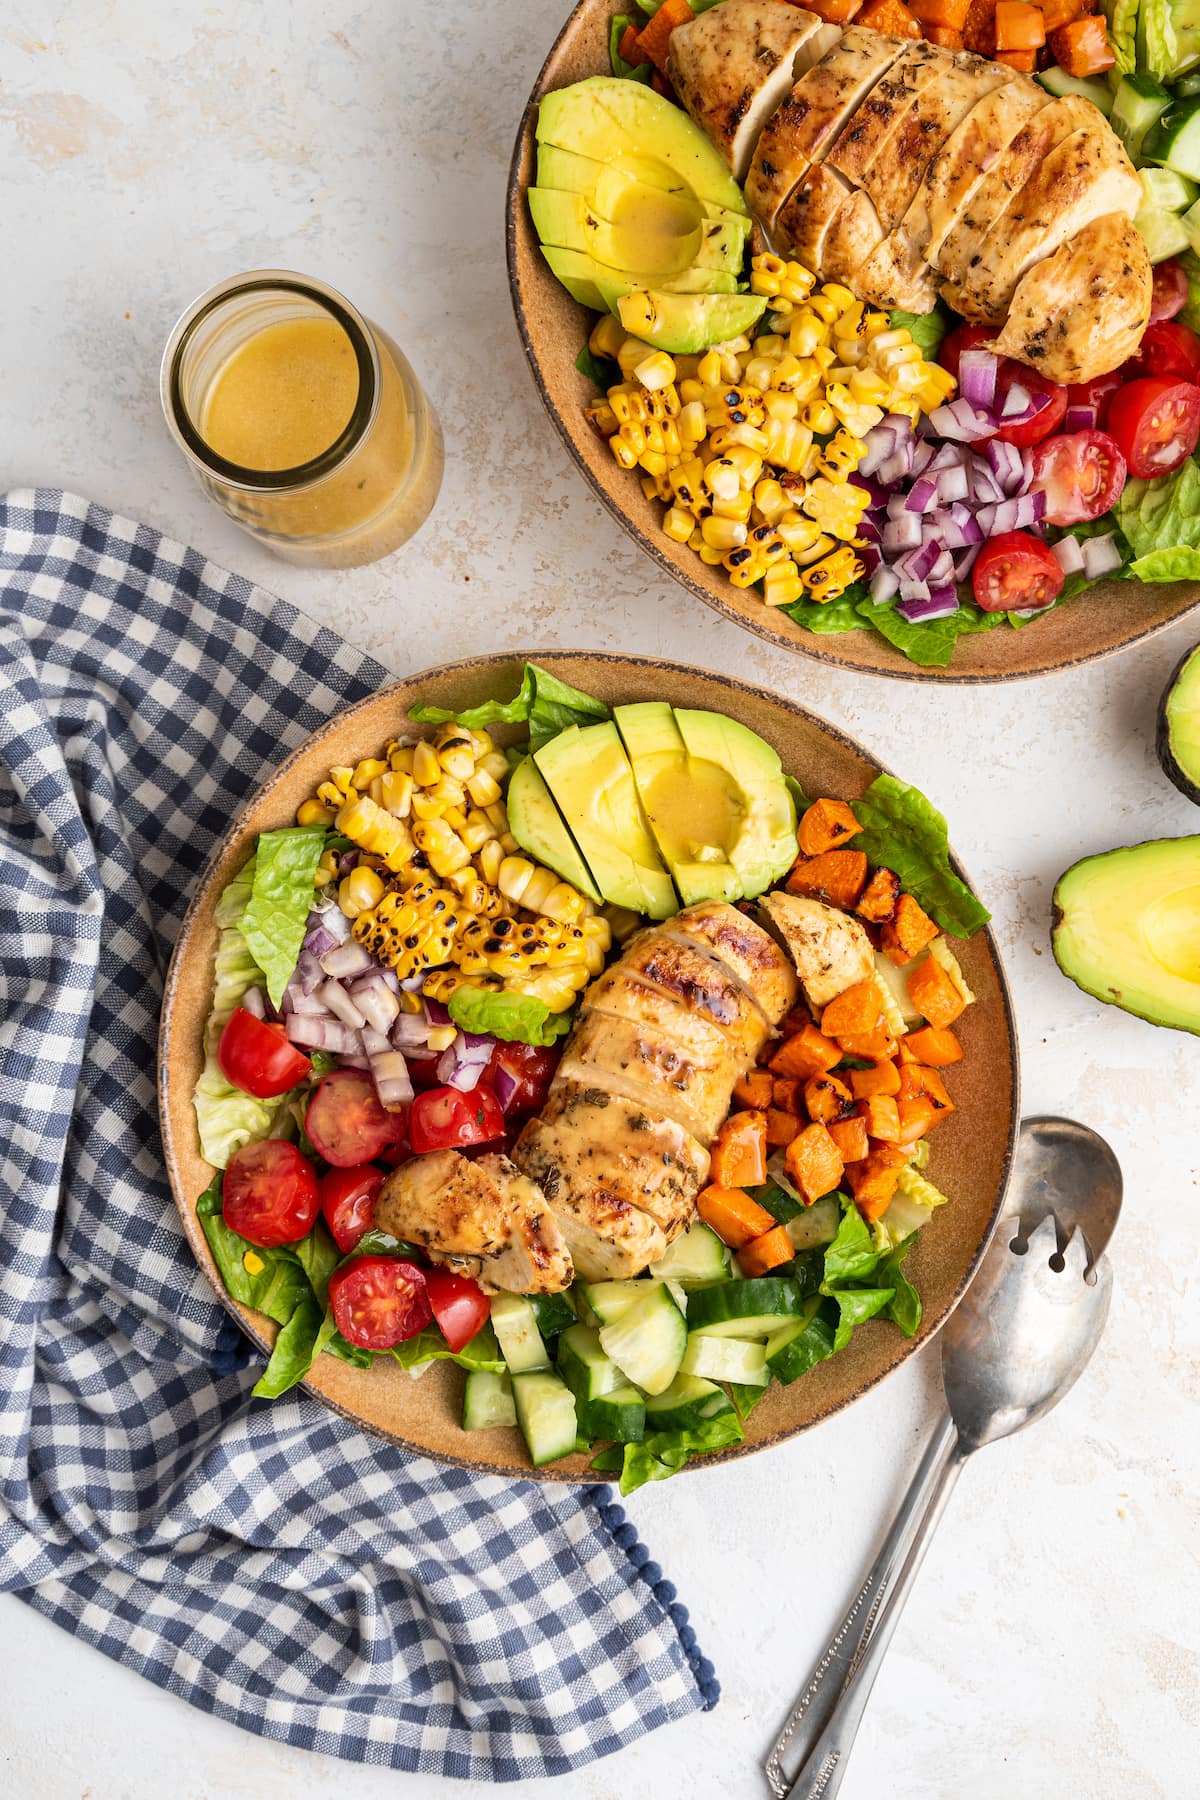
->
[159,270,379,491]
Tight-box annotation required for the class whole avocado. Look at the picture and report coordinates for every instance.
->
[1157,640,1200,805]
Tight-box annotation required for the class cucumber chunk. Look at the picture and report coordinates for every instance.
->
[681,1334,768,1385]
[1111,71,1171,159]
[649,1220,732,1287]
[490,1294,549,1374]
[598,1281,687,1394]
[1143,99,1200,183]
[686,1274,808,1338]
[1136,205,1191,262]
[580,1384,646,1443]
[555,1323,622,1402]
[529,1291,576,1339]
[512,1369,578,1466]
[784,1193,841,1254]
[578,1278,646,1325]
[1037,67,1114,114]
[462,1369,516,1431]
[1140,166,1199,212]
[643,1372,736,1430]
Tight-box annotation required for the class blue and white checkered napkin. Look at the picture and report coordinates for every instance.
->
[0,488,717,1780]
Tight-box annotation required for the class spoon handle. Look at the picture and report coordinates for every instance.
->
[764,1410,958,1798]
[781,1428,967,1800]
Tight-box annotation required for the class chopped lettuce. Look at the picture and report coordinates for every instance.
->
[820,1196,881,1287]
[889,307,949,359]
[596,1410,745,1496]
[391,1321,507,1375]
[1115,460,1200,582]
[608,13,652,81]
[240,826,327,1007]
[784,588,869,633]
[878,1235,922,1338]
[829,1285,895,1352]
[576,343,621,389]
[447,984,574,1046]
[196,1177,328,1397]
[853,774,991,937]
[863,599,1002,668]
[410,662,610,752]
[1106,0,1140,70]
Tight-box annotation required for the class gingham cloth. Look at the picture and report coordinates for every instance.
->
[0,488,717,1780]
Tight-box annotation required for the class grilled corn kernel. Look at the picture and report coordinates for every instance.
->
[426,1026,457,1053]
[634,351,676,391]
[315,847,341,887]
[712,489,752,524]
[296,798,334,827]
[663,504,694,543]
[352,758,388,789]
[338,865,386,919]
[763,558,804,607]
[466,767,502,808]
[801,545,864,599]
[787,312,827,358]
[721,420,769,453]
[753,478,790,525]
[697,348,724,386]
[798,398,837,435]
[435,730,476,781]
[750,252,787,295]
[585,400,619,438]
[589,312,625,360]
[617,336,649,374]
[727,441,766,487]
[412,740,441,787]
[678,400,707,444]
[243,1250,265,1276]
[744,355,776,391]
[457,809,493,853]
[725,548,765,588]
[413,817,472,878]
[705,457,740,501]
[478,838,504,886]
[700,514,747,552]
[611,435,638,470]
[336,796,415,872]
[762,390,800,424]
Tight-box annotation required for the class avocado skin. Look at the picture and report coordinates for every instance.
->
[1051,835,1200,1036]
[1156,641,1200,807]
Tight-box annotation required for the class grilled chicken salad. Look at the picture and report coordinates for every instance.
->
[193,663,988,1489]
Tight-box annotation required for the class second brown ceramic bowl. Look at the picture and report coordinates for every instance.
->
[160,652,1019,1480]
[505,2,1200,682]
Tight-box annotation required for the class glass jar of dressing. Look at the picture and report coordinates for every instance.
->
[160,270,443,568]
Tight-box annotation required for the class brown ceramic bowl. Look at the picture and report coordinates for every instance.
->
[160,652,1019,1480]
[505,4,1200,682]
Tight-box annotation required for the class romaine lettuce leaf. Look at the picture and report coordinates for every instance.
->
[783,589,869,633]
[821,1197,882,1287]
[391,1321,506,1375]
[253,1293,325,1398]
[608,12,652,80]
[598,1409,745,1496]
[447,984,574,1046]
[878,1234,922,1338]
[576,343,620,389]
[852,774,991,937]
[889,308,949,358]
[240,826,327,1007]
[410,662,609,752]
[1106,0,1140,70]
[861,598,1002,668]
[829,1285,895,1352]
[1115,460,1200,580]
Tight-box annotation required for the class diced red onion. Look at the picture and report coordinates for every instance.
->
[399,971,426,993]
[905,476,939,514]
[1064,402,1097,434]
[369,1050,414,1111]
[909,440,934,479]
[1000,384,1051,425]
[967,463,1004,506]
[953,547,980,581]
[240,986,266,1019]
[424,998,452,1026]
[285,1014,362,1055]
[869,564,900,605]
[928,398,995,443]
[360,1025,394,1056]
[318,978,367,1031]
[898,539,942,583]
[308,904,351,946]
[983,440,1025,495]
[491,1064,521,1112]
[303,924,340,959]
[958,347,998,411]
[349,971,400,1033]
[339,1054,371,1070]
[859,415,913,478]
[849,473,889,509]
[436,1032,494,1092]
[375,967,401,993]
[924,442,967,475]
[391,1008,434,1052]
[896,588,960,623]
[934,463,970,504]
[1081,533,1122,578]
[1051,536,1085,576]
[286,987,329,1017]
[977,492,1044,536]
[320,941,373,980]
[293,947,325,996]
[883,513,923,554]
[339,849,360,874]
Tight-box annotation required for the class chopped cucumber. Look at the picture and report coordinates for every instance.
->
[578,1278,646,1326]
[686,1275,808,1339]
[754,1178,802,1225]
[598,1281,687,1395]
[1140,166,1199,212]
[580,1384,646,1443]
[1143,99,1200,182]
[462,1369,516,1431]
[529,1291,576,1339]
[555,1323,622,1403]
[649,1221,731,1286]
[643,1372,736,1430]
[1037,67,1114,115]
[1136,204,1191,262]
[784,1193,841,1254]
[490,1294,549,1373]
[765,1299,834,1384]
[681,1333,768,1385]
[512,1369,578,1466]
[1111,71,1172,159]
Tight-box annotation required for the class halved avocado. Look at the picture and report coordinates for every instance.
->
[614,701,742,905]
[506,755,602,903]
[1051,836,1200,1034]
[671,708,797,899]
[533,722,678,919]
[1157,640,1200,804]
[616,289,767,354]
[536,78,746,216]
[528,189,747,282]
[544,250,738,313]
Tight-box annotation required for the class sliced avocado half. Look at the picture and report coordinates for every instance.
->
[614,702,742,906]
[542,250,737,315]
[533,722,677,919]
[616,289,767,354]
[536,77,746,216]
[672,709,798,898]
[1052,835,1200,1034]
[528,189,747,283]
[506,755,602,903]
[1157,640,1200,804]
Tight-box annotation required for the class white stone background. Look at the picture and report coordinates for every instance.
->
[2,2,1199,1796]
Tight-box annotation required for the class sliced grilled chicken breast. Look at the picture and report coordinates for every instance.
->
[556,1008,733,1146]
[853,56,1011,237]
[776,163,857,269]
[583,965,735,1067]
[990,212,1152,383]
[745,27,907,230]
[758,891,875,1012]
[664,900,798,1024]
[617,929,772,1061]
[375,1149,573,1294]
[821,188,887,288]
[667,0,838,181]
[826,41,945,193]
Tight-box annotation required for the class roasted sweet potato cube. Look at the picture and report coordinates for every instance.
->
[881,894,940,966]
[907,956,967,1028]
[772,1076,806,1114]
[847,1147,906,1221]
[903,1026,962,1066]
[859,1093,902,1143]
[766,1107,803,1147]
[963,0,997,51]
[896,1094,939,1146]
[849,1059,901,1099]
[733,1069,774,1109]
[798,797,862,856]
[769,1023,842,1079]
[837,1022,899,1061]
[785,849,869,910]
[857,0,923,26]
[804,1071,854,1124]
[856,867,902,923]
[785,1122,846,1204]
[829,1115,870,1162]
[819,980,882,1041]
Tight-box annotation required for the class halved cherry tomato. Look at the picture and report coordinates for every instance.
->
[938,321,995,383]
[378,1139,413,1170]
[972,530,1065,613]
[319,1163,385,1253]
[224,1139,320,1247]
[217,1007,311,1099]
[1107,378,1200,479]
[328,1256,432,1350]
[405,1053,445,1092]
[1126,320,1200,385]
[488,1041,560,1117]
[1028,430,1126,526]
[1065,369,1124,431]
[409,1083,505,1155]
[305,1068,404,1168]
[1149,259,1189,326]
[991,361,1068,448]
[424,1267,491,1352]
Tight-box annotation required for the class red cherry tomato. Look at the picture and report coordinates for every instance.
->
[1149,259,1189,325]
[405,1054,445,1092]
[328,1256,432,1350]
[377,1139,412,1169]
[319,1163,385,1253]
[305,1068,403,1168]
[424,1267,491,1352]
[1126,320,1200,384]
[1028,430,1127,527]
[939,321,995,383]
[488,1042,561,1117]
[224,1139,320,1247]
[1065,370,1124,432]
[409,1083,506,1155]
[217,1007,311,1099]
[1107,378,1200,479]
[991,361,1068,448]
[972,531,1065,614]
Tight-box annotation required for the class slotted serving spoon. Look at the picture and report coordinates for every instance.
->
[766,1116,1121,1800]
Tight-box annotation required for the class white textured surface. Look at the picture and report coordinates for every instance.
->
[2,4,1199,1796]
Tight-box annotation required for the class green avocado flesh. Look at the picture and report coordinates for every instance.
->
[513,706,797,920]
[1158,641,1200,804]
[1052,836,1200,1034]
[616,288,767,354]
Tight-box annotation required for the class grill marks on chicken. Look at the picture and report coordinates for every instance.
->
[375,1149,573,1293]
[667,5,1150,382]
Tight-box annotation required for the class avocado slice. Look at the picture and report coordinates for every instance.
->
[671,709,798,899]
[616,289,767,354]
[614,702,742,906]
[536,78,746,216]
[533,722,677,919]
[1157,641,1200,804]
[1052,836,1200,1034]
[506,755,602,903]
[528,189,747,283]
[541,250,738,314]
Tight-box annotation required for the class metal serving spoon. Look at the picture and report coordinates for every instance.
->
[765,1117,1122,1800]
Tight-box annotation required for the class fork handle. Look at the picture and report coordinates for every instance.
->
[782,1429,967,1800]
[764,1409,959,1798]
